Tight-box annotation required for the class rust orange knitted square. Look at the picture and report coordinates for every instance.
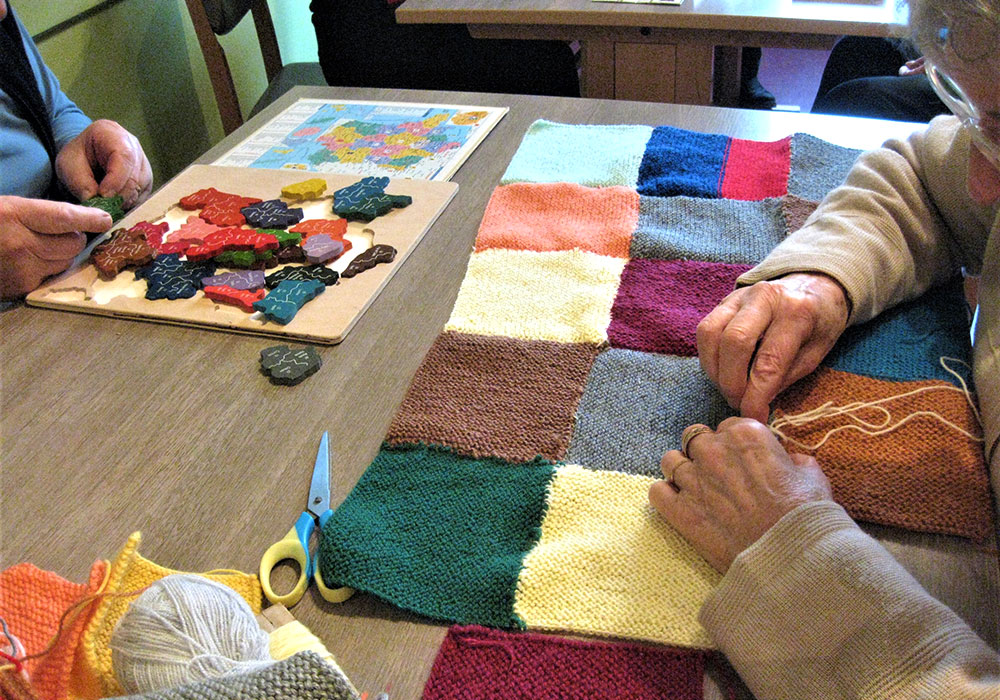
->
[386,331,601,462]
[474,183,638,258]
[773,367,994,540]
[0,560,106,700]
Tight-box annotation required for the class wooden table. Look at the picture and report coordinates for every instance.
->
[2,86,996,700]
[396,0,909,105]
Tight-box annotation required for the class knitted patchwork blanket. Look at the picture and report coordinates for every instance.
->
[319,120,992,648]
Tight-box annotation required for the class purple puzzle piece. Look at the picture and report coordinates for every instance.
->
[302,234,345,264]
[200,269,266,291]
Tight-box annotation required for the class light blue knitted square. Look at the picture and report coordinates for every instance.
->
[501,120,654,187]
[788,133,862,201]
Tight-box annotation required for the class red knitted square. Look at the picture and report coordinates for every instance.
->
[719,135,791,200]
[422,625,707,700]
[774,367,994,540]
[608,259,750,356]
[386,332,601,462]
[474,183,639,258]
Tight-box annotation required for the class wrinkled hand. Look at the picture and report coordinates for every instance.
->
[0,196,112,298]
[55,119,152,209]
[696,273,850,423]
[649,418,832,573]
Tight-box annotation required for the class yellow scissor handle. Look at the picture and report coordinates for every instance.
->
[259,514,312,607]
[315,565,355,603]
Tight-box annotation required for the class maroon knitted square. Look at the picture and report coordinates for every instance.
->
[386,331,601,462]
[422,625,707,700]
[608,259,751,355]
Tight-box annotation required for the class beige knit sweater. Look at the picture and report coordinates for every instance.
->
[700,116,1000,699]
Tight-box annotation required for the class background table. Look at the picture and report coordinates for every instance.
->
[2,86,996,700]
[396,0,909,104]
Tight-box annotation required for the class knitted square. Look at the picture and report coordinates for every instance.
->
[474,183,639,258]
[608,259,751,355]
[500,120,653,187]
[514,464,719,647]
[0,560,107,700]
[78,532,262,698]
[422,625,707,700]
[318,444,555,628]
[823,278,973,384]
[637,125,729,198]
[386,332,600,462]
[788,133,862,201]
[630,195,786,264]
[445,249,626,345]
[781,193,819,234]
[718,135,791,200]
[773,367,993,540]
[567,350,736,476]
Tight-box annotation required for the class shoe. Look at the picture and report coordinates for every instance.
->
[738,77,777,110]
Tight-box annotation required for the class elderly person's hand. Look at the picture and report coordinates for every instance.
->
[696,272,850,423]
[649,418,832,573]
[55,119,152,209]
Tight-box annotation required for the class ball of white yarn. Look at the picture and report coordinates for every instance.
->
[111,574,272,693]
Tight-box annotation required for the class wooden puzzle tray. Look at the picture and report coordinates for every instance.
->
[27,165,458,344]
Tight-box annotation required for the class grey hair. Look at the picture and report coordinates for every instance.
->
[909,0,999,63]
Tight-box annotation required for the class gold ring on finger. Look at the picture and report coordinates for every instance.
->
[681,423,713,460]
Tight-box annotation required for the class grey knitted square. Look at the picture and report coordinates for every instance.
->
[788,133,863,201]
[566,349,736,476]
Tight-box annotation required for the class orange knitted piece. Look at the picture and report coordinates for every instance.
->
[474,183,638,258]
[773,367,994,540]
[0,560,107,700]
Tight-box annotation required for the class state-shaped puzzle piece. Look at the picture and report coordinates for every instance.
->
[289,218,348,242]
[201,270,266,290]
[128,221,170,252]
[301,234,344,264]
[259,344,323,385]
[172,216,222,244]
[252,279,325,324]
[332,176,411,222]
[214,249,277,269]
[135,254,215,300]
[281,179,327,202]
[179,188,261,227]
[186,228,279,262]
[276,245,305,264]
[241,199,304,229]
[82,195,125,222]
[265,264,339,288]
[91,228,155,280]
[203,285,267,312]
[258,228,302,247]
[341,244,397,278]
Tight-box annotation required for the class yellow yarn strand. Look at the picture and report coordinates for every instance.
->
[269,621,336,666]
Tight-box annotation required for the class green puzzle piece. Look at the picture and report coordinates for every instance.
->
[82,194,125,222]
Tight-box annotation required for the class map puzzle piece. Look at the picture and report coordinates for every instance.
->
[241,199,304,229]
[301,234,344,264]
[203,285,267,312]
[252,279,325,324]
[332,176,411,222]
[259,344,323,385]
[201,270,266,290]
[186,228,280,262]
[265,264,339,288]
[82,194,125,222]
[281,178,327,201]
[91,227,155,280]
[135,254,215,300]
[341,244,397,278]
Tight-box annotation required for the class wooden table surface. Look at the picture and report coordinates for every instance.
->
[2,86,997,700]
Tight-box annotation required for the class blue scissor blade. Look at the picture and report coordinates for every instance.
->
[307,431,331,518]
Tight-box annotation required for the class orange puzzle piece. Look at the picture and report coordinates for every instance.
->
[203,285,267,312]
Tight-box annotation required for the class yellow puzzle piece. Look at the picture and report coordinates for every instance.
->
[281,178,328,201]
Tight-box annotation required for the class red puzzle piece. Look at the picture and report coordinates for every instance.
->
[289,219,352,253]
[185,228,280,262]
[171,216,222,244]
[179,188,261,227]
[128,221,170,252]
[203,285,267,313]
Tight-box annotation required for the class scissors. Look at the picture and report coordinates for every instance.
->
[259,431,354,606]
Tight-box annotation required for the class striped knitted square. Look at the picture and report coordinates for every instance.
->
[422,626,707,700]
[630,195,786,264]
[719,135,791,200]
[823,278,973,384]
[386,331,600,462]
[637,126,729,198]
[608,259,751,355]
[788,133,863,201]
[773,367,993,540]
[445,249,626,344]
[514,464,719,648]
[0,561,107,700]
[567,350,736,476]
[474,183,639,258]
[500,120,653,187]
[318,444,555,628]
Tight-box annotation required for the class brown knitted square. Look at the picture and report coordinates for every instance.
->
[780,194,819,235]
[387,331,601,462]
[773,367,994,540]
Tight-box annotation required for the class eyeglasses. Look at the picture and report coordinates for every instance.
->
[925,60,1000,170]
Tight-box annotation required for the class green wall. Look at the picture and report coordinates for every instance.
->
[21,1,319,187]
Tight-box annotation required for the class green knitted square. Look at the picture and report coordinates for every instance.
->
[318,443,555,628]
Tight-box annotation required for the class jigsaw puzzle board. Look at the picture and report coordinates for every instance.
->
[27,165,458,344]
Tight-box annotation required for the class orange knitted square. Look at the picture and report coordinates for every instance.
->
[474,183,638,258]
[75,532,263,699]
[0,560,106,700]
[773,367,994,540]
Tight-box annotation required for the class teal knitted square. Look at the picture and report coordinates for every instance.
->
[788,133,862,201]
[318,443,555,628]
[501,120,653,187]
[566,350,736,476]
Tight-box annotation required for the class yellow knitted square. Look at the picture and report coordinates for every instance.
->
[76,532,263,698]
[514,465,720,648]
[445,249,626,344]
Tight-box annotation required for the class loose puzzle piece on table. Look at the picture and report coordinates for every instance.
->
[265,264,340,288]
[134,254,215,300]
[240,199,304,229]
[341,244,397,278]
[214,249,277,269]
[82,195,125,222]
[259,344,323,385]
[302,234,344,264]
[90,228,155,280]
[333,176,412,222]
[281,178,327,201]
[203,285,267,312]
[179,188,261,227]
[289,218,348,242]
[201,270,266,290]
[252,279,325,325]
[186,228,280,262]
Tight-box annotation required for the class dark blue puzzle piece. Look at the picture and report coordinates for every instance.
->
[252,279,325,324]
[135,254,216,300]
[265,264,340,289]
[333,176,411,222]
[240,199,304,229]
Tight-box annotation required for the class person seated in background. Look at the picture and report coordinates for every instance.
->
[649,0,1000,697]
[309,0,580,97]
[0,0,152,299]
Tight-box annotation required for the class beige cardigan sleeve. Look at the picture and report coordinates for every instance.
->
[700,501,1000,700]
